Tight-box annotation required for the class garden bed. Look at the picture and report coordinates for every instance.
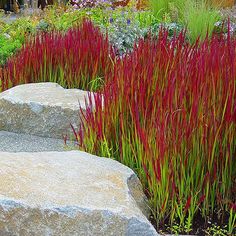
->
[0,1,236,235]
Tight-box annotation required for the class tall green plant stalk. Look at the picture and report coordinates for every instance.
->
[149,0,186,22]
[185,0,220,42]
[149,0,220,42]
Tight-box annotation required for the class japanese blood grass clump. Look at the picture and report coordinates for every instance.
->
[0,19,115,92]
[75,31,236,233]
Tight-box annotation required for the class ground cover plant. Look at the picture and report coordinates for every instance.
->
[72,29,236,234]
[0,19,114,92]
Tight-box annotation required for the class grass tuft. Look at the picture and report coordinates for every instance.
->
[0,19,114,92]
[76,28,236,232]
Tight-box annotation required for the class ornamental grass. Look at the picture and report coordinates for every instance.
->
[0,19,114,92]
[75,30,236,232]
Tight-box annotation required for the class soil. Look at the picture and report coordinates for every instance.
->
[150,210,235,235]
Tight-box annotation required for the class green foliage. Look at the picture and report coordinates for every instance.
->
[33,6,158,54]
[87,77,105,91]
[228,207,236,235]
[78,7,157,30]
[149,22,184,39]
[1,17,36,41]
[149,0,221,42]
[149,0,185,22]
[36,20,50,31]
[204,224,228,236]
[0,4,182,62]
[40,5,85,31]
[0,16,39,64]
[134,10,157,29]
[0,34,22,65]
[184,0,220,42]
[103,15,147,55]
[166,219,193,235]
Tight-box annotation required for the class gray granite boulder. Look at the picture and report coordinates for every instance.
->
[0,83,92,139]
[0,131,67,152]
[0,151,158,236]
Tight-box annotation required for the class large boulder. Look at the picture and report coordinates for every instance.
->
[0,131,67,152]
[0,83,92,139]
[0,151,158,236]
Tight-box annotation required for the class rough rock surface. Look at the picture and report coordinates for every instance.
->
[0,151,158,236]
[0,131,68,152]
[0,83,92,139]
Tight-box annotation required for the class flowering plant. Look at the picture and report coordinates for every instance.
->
[70,0,112,9]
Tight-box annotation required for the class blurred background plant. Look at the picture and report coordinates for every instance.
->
[184,0,220,42]
[38,4,85,31]
[0,0,231,64]
[0,34,22,65]
[148,22,184,39]
[0,16,38,65]
[148,0,221,42]
[219,5,236,36]
[102,14,148,55]
[32,5,157,54]
[149,0,185,22]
